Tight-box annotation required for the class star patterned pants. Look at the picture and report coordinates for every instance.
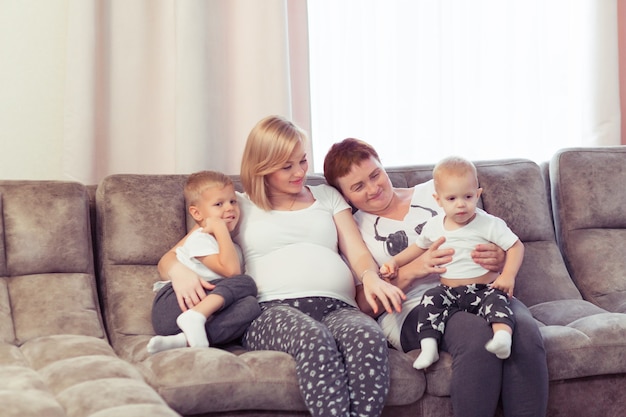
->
[412,283,515,343]
[242,297,390,417]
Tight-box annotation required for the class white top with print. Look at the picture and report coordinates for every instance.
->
[354,180,441,350]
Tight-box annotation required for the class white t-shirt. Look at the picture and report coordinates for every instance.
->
[416,208,518,279]
[176,228,244,280]
[235,185,357,306]
[153,227,243,292]
[354,180,442,350]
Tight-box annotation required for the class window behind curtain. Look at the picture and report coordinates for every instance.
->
[307,0,596,171]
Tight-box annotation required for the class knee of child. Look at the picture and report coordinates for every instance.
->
[238,274,259,296]
[242,296,262,316]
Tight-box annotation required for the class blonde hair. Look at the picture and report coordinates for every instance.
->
[240,115,308,210]
[184,170,233,208]
[433,156,478,189]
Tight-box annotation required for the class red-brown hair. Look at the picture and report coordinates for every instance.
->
[323,138,381,191]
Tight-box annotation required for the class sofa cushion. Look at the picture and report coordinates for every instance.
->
[0,183,94,276]
[11,273,103,344]
[0,363,66,417]
[530,300,626,379]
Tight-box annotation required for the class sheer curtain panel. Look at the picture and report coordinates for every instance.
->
[307,0,621,171]
[0,0,308,183]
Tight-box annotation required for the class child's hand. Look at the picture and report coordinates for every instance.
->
[379,261,398,280]
[201,218,226,234]
[490,274,515,297]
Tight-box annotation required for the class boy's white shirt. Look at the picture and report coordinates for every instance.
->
[153,228,243,292]
[415,208,519,279]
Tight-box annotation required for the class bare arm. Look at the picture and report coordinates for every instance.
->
[356,236,453,317]
[334,208,406,315]
[391,236,453,291]
[380,243,427,279]
[198,218,241,277]
[490,240,524,297]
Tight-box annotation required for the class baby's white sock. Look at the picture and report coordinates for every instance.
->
[176,309,209,348]
[413,337,439,370]
[147,332,187,354]
[485,330,512,359]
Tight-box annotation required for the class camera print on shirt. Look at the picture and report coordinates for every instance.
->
[373,204,437,256]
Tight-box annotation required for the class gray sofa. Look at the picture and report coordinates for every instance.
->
[2,147,626,416]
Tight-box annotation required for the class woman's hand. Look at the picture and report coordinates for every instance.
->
[471,242,505,272]
[157,229,212,311]
[394,237,453,290]
[157,225,212,311]
[361,271,406,315]
[168,261,214,311]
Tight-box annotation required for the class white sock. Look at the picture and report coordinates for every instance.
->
[413,337,439,370]
[147,332,187,354]
[176,309,209,348]
[485,330,512,359]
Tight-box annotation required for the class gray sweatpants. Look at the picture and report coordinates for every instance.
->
[151,274,261,346]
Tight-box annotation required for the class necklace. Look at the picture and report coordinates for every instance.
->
[288,193,297,210]
[271,192,299,210]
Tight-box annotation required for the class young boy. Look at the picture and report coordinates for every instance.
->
[148,171,261,353]
[380,156,524,369]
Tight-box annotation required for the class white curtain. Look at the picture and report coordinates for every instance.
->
[0,0,309,183]
[307,0,621,171]
[0,0,621,181]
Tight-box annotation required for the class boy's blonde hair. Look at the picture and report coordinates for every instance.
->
[433,156,479,189]
[240,115,308,210]
[184,170,233,208]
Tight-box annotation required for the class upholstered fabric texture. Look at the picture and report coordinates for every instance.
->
[551,146,626,313]
[0,181,178,417]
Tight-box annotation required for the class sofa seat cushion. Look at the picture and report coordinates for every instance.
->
[530,300,626,379]
[0,365,66,417]
[0,335,180,417]
[57,378,177,417]
[1,363,176,417]
[9,273,104,344]
[414,352,453,397]
[123,336,426,416]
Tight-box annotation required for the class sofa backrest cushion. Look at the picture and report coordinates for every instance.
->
[0,181,103,345]
[550,146,626,313]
